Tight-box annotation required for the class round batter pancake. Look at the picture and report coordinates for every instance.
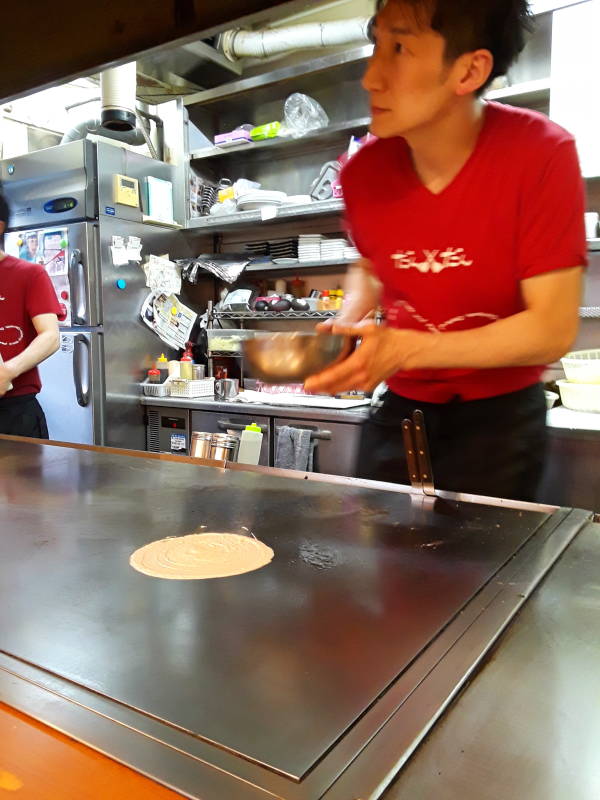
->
[129,533,274,580]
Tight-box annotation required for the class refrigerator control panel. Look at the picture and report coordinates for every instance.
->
[113,174,140,208]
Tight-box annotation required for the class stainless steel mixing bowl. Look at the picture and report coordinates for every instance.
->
[242,332,350,383]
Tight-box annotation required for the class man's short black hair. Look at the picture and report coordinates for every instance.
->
[0,191,9,230]
[373,0,533,90]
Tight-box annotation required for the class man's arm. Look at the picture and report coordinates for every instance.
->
[0,314,60,396]
[305,267,582,394]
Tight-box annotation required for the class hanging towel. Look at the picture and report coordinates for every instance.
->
[275,426,316,472]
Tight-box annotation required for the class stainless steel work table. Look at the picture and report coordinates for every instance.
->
[0,436,595,799]
[139,393,371,424]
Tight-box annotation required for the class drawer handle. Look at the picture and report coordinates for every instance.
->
[276,426,332,441]
[218,420,268,433]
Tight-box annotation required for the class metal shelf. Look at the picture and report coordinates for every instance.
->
[190,117,371,161]
[485,77,551,105]
[245,258,355,273]
[214,310,337,321]
[187,198,344,231]
[580,307,600,319]
[183,45,373,108]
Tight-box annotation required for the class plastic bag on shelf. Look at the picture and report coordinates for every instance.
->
[177,253,251,285]
[284,93,329,139]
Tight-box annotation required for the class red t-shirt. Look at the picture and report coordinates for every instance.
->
[0,255,61,397]
[342,102,588,403]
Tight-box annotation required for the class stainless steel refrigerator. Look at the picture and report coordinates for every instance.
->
[1,139,187,450]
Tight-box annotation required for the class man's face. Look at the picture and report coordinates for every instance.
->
[27,236,38,256]
[363,1,459,139]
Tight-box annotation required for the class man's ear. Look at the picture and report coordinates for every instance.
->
[454,49,494,96]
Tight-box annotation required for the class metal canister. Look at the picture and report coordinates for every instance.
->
[192,364,206,380]
[190,432,213,459]
[209,433,239,461]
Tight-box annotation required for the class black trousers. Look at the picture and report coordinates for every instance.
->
[357,384,547,502]
[0,394,49,439]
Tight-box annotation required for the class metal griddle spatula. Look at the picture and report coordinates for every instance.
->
[402,409,435,497]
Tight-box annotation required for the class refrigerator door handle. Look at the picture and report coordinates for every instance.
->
[69,247,88,325]
[73,334,90,407]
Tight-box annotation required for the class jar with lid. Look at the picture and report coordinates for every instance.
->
[147,368,161,384]
[210,433,239,461]
[191,432,213,459]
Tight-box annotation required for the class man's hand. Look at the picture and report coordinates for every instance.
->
[305,324,419,395]
[0,362,15,397]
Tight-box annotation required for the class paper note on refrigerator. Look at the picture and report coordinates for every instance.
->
[111,235,143,265]
[143,254,181,295]
[110,236,129,266]
[141,292,197,350]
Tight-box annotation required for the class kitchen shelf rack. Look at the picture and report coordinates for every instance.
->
[213,310,337,321]
[188,198,344,231]
[190,117,371,162]
[580,307,600,320]
[245,257,355,273]
[486,77,551,105]
[183,45,373,108]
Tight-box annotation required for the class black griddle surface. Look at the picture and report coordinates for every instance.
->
[0,441,548,778]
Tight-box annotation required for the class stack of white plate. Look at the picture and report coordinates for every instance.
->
[237,190,287,211]
[298,234,323,262]
[283,195,312,206]
[320,238,347,262]
[344,245,360,261]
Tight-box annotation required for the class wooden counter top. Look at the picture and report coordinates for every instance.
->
[0,703,182,799]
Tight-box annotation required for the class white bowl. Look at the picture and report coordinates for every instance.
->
[557,380,600,413]
[545,390,559,411]
[561,349,600,384]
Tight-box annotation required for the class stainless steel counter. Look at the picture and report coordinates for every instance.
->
[385,521,600,800]
[0,437,593,799]
[140,393,370,424]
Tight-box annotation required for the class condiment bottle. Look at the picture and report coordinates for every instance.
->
[236,423,263,466]
[318,290,330,311]
[290,276,306,299]
[147,368,161,384]
[180,355,193,380]
[156,353,169,383]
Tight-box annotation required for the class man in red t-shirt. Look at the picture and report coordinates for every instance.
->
[306,0,586,501]
[0,193,60,438]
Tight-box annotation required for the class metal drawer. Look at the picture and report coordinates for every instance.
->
[191,410,270,466]
[273,417,362,477]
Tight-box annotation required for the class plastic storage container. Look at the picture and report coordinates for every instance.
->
[141,379,170,398]
[206,329,256,354]
[169,378,215,398]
